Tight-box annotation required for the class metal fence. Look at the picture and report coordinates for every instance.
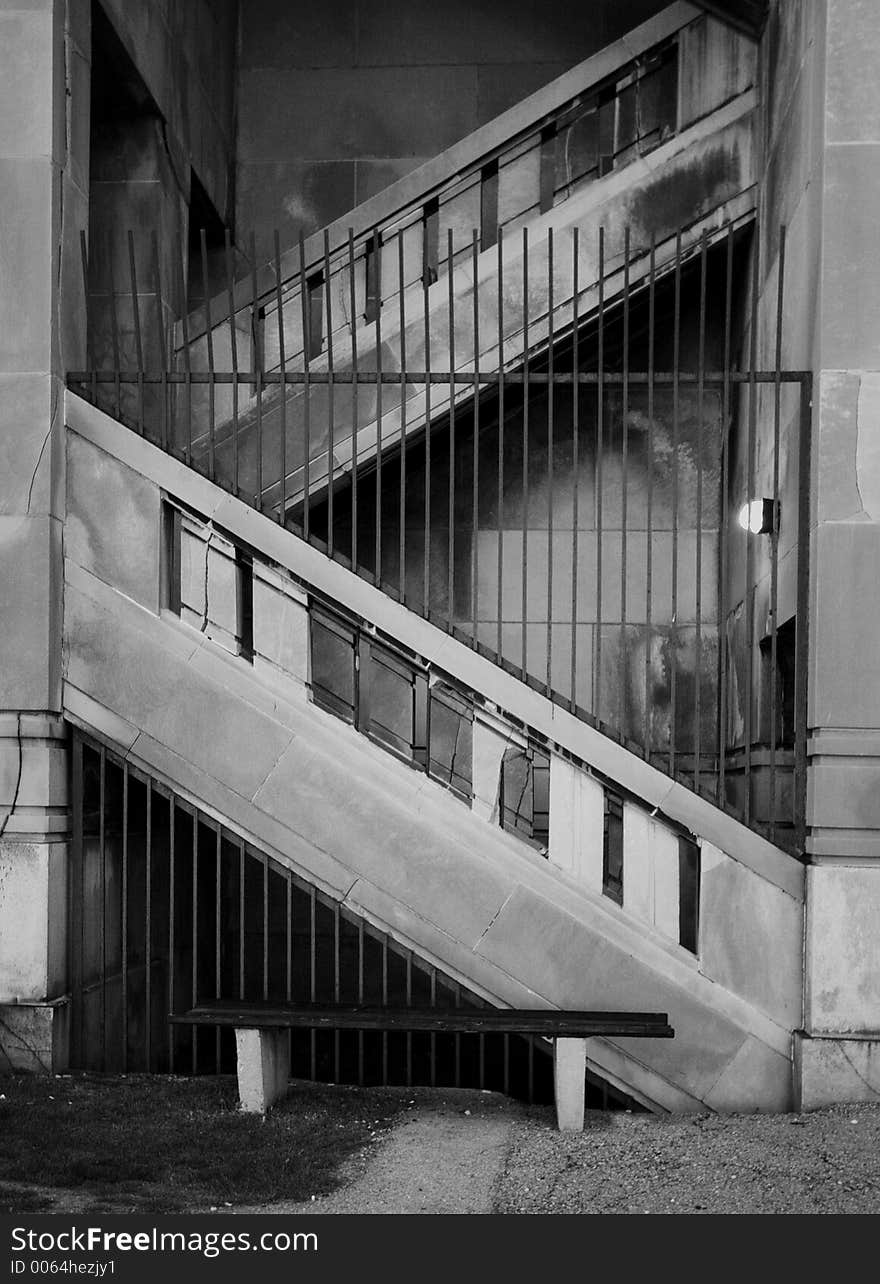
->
[68,728,641,1108]
[68,216,810,855]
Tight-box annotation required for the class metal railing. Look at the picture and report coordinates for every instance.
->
[69,215,811,856]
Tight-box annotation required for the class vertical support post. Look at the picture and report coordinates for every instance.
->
[447,228,456,625]
[645,234,656,760]
[546,227,555,695]
[249,233,263,512]
[769,225,787,842]
[199,229,214,480]
[553,1036,586,1131]
[521,226,530,682]
[298,233,310,539]
[718,224,734,809]
[695,230,707,795]
[472,228,480,646]
[374,228,383,586]
[274,232,288,528]
[398,230,407,600]
[497,227,505,663]
[794,374,812,854]
[595,227,605,719]
[348,230,359,574]
[324,230,336,555]
[235,1028,290,1113]
[224,230,239,497]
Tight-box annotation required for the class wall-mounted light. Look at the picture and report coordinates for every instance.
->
[737,498,779,535]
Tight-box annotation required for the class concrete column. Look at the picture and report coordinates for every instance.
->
[0,0,87,1070]
[553,1037,586,1131]
[234,1027,291,1114]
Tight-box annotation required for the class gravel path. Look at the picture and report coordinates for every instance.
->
[237,1090,880,1216]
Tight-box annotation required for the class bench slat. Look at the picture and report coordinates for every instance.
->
[170,1002,674,1039]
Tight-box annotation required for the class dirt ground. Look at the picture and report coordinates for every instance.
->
[5,1085,880,1215]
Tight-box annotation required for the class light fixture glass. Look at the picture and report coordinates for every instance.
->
[737,498,778,535]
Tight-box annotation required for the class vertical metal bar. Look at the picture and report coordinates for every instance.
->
[175,243,192,467]
[695,230,708,795]
[121,765,128,1072]
[298,233,310,538]
[620,227,630,734]
[453,982,461,1089]
[447,228,456,625]
[546,226,555,695]
[398,230,407,600]
[429,968,437,1088]
[285,876,293,1001]
[670,228,682,777]
[151,232,168,450]
[262,855,269,1001]
[333,902,340,1083]
[145,777,153,1072]
[238,841,245,1001]
[527,1035,534,1104]
[769,226,787,842]
[348,230,359,574]
[357,918,365,1086]
[70,735,84,1069]
[645,234,657,759]
[521,225,530,681]
[224,230,240,497]
[107,232,122,421]
[503,1033,509,1097]
[79,230,97,408]
[309,884,316,1079]
[168,794,175,1073]
[127,231,145,438]
[744,229,760,825]
[374,229,383,585]
[271,234,287,526]
[423,221,433,614]
[190,808,196,1073]
[324,230,336,555]
[249,233,263,512]
[215,827,222,1069]
[794,374,812,854]
[472,227,481,646]
[718,225,734,808]
[405,952,413,1087]
[595,227,605,719]
[570,227,580,712]
[98,747,106,1070]
[497,228,505,663]
[199,229,215,481]
[381,934,389,1084]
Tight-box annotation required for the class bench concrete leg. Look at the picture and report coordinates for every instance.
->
[553,1037,586,1131]
[234,1027,290,1114]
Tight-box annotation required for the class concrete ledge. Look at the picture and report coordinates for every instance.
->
[794,1032,880,1111]
[0,999,68,1074]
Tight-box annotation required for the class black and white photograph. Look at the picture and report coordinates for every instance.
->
[0,0,878,1256]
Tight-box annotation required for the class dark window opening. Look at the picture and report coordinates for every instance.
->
[500,744,550,851]
[422,198,440,287]
[163,502,181,615]
[236,548,254,663]
[678,837,700,955]
[306,272,324,359]
[760,616,797,749]
[310,610,358,722]
[364,232,382,324]
[603,791,624,905]
[480,160,499,252]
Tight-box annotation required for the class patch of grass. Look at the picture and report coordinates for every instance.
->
[0,1073,408,1212]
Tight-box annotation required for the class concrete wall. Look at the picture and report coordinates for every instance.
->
[235,0,672,250]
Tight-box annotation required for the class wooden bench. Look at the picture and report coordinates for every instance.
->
[171,1001,674,1131]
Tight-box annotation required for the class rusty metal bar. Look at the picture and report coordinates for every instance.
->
[405,951,413,1087]
[309,883,317,1079]
[718,224,734,809]
[175,241,192,467]
[333,901,341,1083]
[381,933,389,1084]
[215,826,222,1068]
[423,220,433,614]
[99,746,106,1069]
[670,228,682,777]
[744,231,760,825]
[191,809,197,1073]
[108,232,122,420]
[357,917,365,1085]
[238,840,245,1002]
[262,854,269,1001]
[145,777,153,1071]
[286,875,293,1002]
[794,374,812,853]
[168,793,176,1073]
